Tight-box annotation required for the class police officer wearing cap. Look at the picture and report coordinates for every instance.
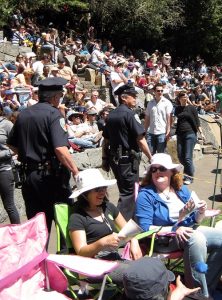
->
[7,77,79,232]
[102,83,152,220]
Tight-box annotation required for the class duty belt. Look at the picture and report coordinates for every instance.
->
[21,161,51,172]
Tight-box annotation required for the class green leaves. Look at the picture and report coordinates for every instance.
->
[1,0,222,63]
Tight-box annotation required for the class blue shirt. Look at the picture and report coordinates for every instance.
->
[135,185,196,231]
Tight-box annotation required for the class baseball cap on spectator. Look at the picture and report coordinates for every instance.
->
[123,257,175,300]
[83,96,90,101]
[175,67,182,71]
[5,89,15,95]
[134,62,141,68]
[183,68,190,73]
[75,39,82,44]
[24,52,36,59]
[101,65,111,73]
[114,83,138,96]
[87,108,98,115]
[67,110,83,121]
[127,62,134,70]
[51,66,59,72]
[115,58,126,66]
[147,84,154,90]
[163,52,171,58]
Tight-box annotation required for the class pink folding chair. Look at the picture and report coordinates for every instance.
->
[0,213,119,300]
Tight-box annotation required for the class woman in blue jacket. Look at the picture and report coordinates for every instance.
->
[135,153,222,300]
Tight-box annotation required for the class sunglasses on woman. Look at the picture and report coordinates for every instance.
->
[93,186,108,192]
[150,166,168,173]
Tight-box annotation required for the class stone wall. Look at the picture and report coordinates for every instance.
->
[0,143,203,223]
[0,41,32,61]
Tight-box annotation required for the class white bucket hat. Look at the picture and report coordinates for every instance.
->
[145,153,182,174]
[70,169,116,199]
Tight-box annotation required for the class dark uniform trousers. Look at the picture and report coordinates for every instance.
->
[109,155,140,221]
[21,167,72,233]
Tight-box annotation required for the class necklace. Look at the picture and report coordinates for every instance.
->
[97,207,113,232]
[159,188,171,200]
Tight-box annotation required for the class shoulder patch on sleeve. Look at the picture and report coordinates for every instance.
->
[59,118,67,132]
[134,114,141,124]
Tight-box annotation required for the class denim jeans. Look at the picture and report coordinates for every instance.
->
[69,137,96,149]
[0,169,20,224]
[181,226,222,297]
[147,133,166,154]
[177,132,197,177]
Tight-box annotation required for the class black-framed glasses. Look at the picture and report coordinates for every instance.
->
[156,90,163,93]
[94,186,108,192]
[150,166,168,173]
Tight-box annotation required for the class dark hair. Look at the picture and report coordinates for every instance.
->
[154,83,163,91]
[176,91,188,104]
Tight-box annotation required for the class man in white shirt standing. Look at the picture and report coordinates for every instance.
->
[144,83,173,154]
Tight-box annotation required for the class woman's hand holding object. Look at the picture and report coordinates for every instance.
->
[176,226,193,242]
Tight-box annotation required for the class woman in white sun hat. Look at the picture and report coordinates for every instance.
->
[135,153,222,299]
[68,168,142,284]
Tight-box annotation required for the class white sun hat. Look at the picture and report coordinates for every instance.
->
[145,153,182,174]
[70,169,116,199]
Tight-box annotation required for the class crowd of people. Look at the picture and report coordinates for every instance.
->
[1,10,222,300]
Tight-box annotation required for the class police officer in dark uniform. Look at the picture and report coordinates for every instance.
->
[102,83,152,220]
[7,77,79,232]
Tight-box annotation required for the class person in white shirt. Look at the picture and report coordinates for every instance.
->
[110,60,128,105]
[144,83,173,154]
[85,90,114,113]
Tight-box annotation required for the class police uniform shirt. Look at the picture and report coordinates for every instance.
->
[103,104,145,152]
[7,102,69,163]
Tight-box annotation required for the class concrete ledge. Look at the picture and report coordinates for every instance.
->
[199,115,221,148]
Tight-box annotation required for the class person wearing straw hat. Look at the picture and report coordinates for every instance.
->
[68,168,143,285]
[135,153,222,299]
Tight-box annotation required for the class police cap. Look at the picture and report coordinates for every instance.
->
[114,83,138,96]
[36,77,68,103]
[36,77,68,92]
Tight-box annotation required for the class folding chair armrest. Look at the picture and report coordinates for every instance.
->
[47,254,119,278]
[55,222,61,253]
[134,226,162,241]
[205,209,221,217]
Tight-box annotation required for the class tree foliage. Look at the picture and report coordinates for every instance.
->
[1,0,222,63]
[90,0,184,49]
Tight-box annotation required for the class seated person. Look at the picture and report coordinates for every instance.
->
[66,110,101,148]
[68,168,143,285]
[85,90,113,113]
[135,153,222,299]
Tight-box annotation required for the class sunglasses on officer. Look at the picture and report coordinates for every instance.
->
[150,166,168,173]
